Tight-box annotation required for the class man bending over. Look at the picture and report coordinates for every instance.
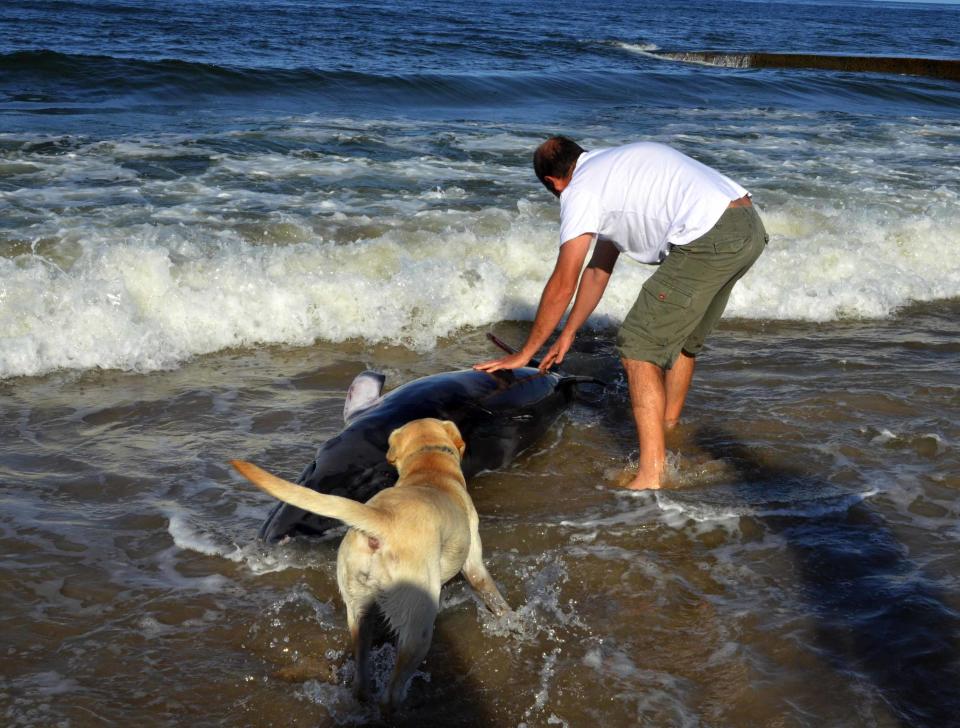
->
[475,136,767,489]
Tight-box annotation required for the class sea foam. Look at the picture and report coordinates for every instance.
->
[2,120,958,379]
[3,192,957,380]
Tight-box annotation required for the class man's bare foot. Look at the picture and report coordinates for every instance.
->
[622,475,662,490]
[609,461,668,490]
[611,467,662,490]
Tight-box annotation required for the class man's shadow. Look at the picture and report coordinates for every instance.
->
[690,424,960,728]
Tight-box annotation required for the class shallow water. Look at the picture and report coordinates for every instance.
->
[2,301,958,726]
[2,0,960,725]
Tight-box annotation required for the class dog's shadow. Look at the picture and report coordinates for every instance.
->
[334,585,500,728]
[690,424,960,728]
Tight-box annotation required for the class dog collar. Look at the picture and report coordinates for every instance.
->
[412,444,460,458]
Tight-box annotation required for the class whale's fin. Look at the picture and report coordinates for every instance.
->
[486,332,518,356]
[560,375,606,406]
[344,370,386,422]
[231,460,389,539]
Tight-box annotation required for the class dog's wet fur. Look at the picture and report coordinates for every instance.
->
[232,418,510,709]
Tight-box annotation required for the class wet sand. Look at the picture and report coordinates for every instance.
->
[2,300,959,726]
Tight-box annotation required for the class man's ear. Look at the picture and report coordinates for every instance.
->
[441,420,466,458]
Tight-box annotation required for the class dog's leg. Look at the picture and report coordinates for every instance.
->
[462,525,511,617]
[383,611,435,711]
[348,602,377,702]
[379,583,439,711]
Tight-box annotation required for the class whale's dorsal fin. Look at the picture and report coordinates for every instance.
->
[344,370,386,422]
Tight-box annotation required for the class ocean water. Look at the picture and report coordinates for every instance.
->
[1,1,959,726]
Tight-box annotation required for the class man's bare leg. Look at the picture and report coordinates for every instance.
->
[621,353,697,489]
[664,351,695,430]
[622,358,666,490]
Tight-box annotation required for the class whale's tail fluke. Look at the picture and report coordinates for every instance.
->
[232,460,389,539]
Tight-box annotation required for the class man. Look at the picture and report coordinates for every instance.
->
[474,136,767,490]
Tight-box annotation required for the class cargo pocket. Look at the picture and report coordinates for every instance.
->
[642,278,692,308]
[636,278,693,346]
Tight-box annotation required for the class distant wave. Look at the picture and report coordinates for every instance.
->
[0,49,406,97]
[5,49,958,120]
[0,49,636,107]
[647,51,960,80]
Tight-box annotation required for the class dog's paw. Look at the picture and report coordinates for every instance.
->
[379,683,407,715]
[503,610,531,637]
[479,605,536,640]
[353,680,376,704]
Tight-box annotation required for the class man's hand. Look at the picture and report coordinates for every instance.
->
[474,234,593,376]
[538,333,573,372]
[473,352,532,373]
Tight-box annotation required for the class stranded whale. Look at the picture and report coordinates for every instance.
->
[258,347,598,543]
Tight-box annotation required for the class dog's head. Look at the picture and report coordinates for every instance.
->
[386,418,466,467]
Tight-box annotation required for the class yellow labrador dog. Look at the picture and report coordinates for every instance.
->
[231,418,510,709]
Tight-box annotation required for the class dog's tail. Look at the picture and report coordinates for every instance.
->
[231,460,389,539]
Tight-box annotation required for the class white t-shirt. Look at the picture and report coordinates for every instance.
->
[558,142,749,264]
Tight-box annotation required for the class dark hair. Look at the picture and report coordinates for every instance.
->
[533,136,585,194]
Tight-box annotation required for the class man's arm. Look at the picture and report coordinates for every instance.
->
[474,234,594,372]
[539,238,619,371]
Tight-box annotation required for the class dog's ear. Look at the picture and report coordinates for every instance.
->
[386,426,402,466]
[441,420,466,458]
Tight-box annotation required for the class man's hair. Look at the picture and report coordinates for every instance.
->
[533,136,586,194]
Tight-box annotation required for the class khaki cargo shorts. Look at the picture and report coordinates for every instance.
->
[616,205,768,369]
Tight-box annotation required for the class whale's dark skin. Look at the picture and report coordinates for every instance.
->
[259,367,591,543]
